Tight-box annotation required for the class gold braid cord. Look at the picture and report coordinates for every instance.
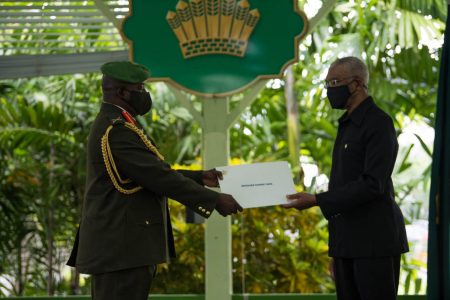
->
[101,123,165,194]
[124,123,165,161]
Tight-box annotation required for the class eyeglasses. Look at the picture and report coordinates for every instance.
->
[324,76,355,89]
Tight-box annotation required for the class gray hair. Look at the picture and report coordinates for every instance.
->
[331,56,369,88]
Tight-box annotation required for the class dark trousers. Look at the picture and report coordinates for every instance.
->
[333,256,400,300]
[91,265,156,300]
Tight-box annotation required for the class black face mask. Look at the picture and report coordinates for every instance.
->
[128,90,152,116]
[326,84,352,110]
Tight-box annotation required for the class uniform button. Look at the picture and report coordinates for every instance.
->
[198,206,203,210]
[202,209,206,212]
[145,220,150,225]
[344,144,348,149]
[206,211,211,215]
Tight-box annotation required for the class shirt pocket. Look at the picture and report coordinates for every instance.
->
[341,141,366,170]
[127,209,163,228]
[124,208,166,254]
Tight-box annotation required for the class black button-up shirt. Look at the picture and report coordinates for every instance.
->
[316,97,409,257]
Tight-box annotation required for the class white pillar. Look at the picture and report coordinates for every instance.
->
[202,98,232,300]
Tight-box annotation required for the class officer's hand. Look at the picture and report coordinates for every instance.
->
[215,193,243,216]
[202,168,223,187]
[282,192,317,211]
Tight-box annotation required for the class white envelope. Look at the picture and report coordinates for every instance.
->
[216,161,296,208]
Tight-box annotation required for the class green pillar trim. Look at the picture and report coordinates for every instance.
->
[427,2,450,298]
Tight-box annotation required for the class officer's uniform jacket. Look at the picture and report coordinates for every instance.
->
[316,97,409,258]
[68,103,218,274]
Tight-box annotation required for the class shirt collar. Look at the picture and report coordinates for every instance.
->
[100,101,122,113]
[338,96,374,126]
[100,102,138,125]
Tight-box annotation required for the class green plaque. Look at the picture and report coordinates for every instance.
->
[122,0,308,97]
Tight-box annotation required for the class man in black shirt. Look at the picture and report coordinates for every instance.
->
[283,56,408,300]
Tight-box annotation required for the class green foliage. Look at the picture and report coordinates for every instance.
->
[141,85,203,164]
[0,0,445,296]
[231,206,332,293]
[0,79,92,296]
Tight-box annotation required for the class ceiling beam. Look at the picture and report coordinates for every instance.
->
[0,50,128,79]
[93,0,122,30]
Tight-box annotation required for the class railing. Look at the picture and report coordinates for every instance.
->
[2,294,427,299]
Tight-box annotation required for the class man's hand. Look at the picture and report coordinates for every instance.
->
[282,192,317,211]
[215,193,243,216]
[202,168,223,187]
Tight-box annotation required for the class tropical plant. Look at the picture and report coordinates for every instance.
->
[0,76,101,295]
[0,0,445,296]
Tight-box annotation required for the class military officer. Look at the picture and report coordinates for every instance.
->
[67,61,242,300]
